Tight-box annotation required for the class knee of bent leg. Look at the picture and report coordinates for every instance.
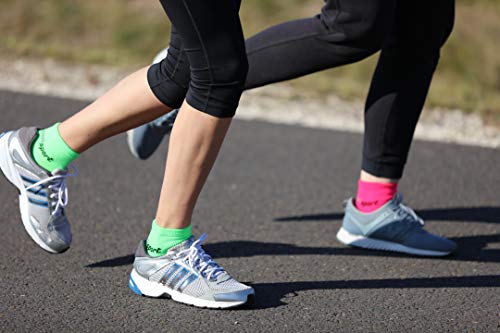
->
[188,50,248,118]
[324,2,394,53]
[216,53,249,88]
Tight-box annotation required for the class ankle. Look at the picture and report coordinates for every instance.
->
[355,179,398,213]
[146,221,192,257]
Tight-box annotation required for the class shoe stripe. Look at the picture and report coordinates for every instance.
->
[28,197,49,207]
[27,188,48,197]
[0,132,6,139]
[21,175,38,184]
[167,268,189,290]
[159,263,180,285]
[128,276,142,296]
[177,273,198,292]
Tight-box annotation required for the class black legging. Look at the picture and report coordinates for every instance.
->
[149,0,247,118]
[149,0,455,178]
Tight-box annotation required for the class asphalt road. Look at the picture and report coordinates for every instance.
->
[0,90,499,332]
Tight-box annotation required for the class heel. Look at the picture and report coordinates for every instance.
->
[0,131,22,191]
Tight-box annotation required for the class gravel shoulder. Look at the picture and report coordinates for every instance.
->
[1,57,498,148]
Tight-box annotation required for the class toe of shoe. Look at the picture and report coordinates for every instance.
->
[405,231,457,254]
[48,221,72,253]
[213,287,254,302]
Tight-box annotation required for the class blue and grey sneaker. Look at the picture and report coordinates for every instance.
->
[0,127,76,253]
[127,46,178,160]
[126,109,179,160]
[336,194,457,256]
[129,234,254,309]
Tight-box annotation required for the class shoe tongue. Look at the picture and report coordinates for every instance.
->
[167,236,195,255]
[51,169,67,176]
[390,193,403,206]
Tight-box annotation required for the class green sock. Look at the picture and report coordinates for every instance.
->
[31,123,79,173]
[146,221,193,257]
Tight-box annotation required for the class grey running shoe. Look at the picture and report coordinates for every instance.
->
[126,109,178,160]
[0,127,76,253]
[129,234,254,309]
[337,193,457,256]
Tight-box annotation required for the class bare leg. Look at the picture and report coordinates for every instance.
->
[155,102,231,229]
[57,66,230,230]
[360,170,398,184]
[59,67,172,153]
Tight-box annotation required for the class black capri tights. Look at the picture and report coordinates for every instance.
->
[149,0,247,118]
[150,0,454,178]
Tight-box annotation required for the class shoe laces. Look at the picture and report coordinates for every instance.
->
[174,234,225,281]
[26,166,78,216]
[394,193,424,226]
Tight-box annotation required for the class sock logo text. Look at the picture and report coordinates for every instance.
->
[146,243,162,254]
[38,143,54,163]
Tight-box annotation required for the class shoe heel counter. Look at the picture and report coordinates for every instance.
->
[342,209,364,236]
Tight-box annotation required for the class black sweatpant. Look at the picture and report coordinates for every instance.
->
[150,0,455,178]
[149,0,247,118]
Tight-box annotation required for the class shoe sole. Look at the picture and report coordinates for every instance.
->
[126,129,142,160]
[129,269,253,309]
[0,132,62,254]
[336,227,452,257]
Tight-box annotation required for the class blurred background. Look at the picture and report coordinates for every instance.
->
[0,0,499,125]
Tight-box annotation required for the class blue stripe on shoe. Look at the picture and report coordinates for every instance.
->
[128,277,142,296]
[159,263,180,285]
[28,197,49,207]
[21,175,39,184]
[27,188,48,197]
[168,268,189,289]
[0,132,6,139]
[177,273,198,292]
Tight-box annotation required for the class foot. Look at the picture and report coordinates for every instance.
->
[337,193,457,256]
[129,234,254,309]
[126,109,179,160]
[0,127,76,253]
[126,46,177,160]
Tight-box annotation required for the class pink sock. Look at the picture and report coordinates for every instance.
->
[355,180,398,213]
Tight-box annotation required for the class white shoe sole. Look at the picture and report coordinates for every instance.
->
[129,269,253,309]
[126,129,141,160]
[336,227,451,257]
[0,132,59,253]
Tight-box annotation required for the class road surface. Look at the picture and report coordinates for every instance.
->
[0,90,499,332]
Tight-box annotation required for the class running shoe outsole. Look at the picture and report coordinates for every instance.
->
[128,269,254,309]
[336,227,453,257]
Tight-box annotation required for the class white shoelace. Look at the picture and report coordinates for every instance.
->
[26,166,78,216]
[394,193,425,226]
[174,234,225,281]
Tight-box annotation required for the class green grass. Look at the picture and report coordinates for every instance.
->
[1,0,499,122]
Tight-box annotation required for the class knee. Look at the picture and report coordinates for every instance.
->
[187,51,248,118]
[213,52,249,89]
[349,14,392,52]
[321,1,395,53]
